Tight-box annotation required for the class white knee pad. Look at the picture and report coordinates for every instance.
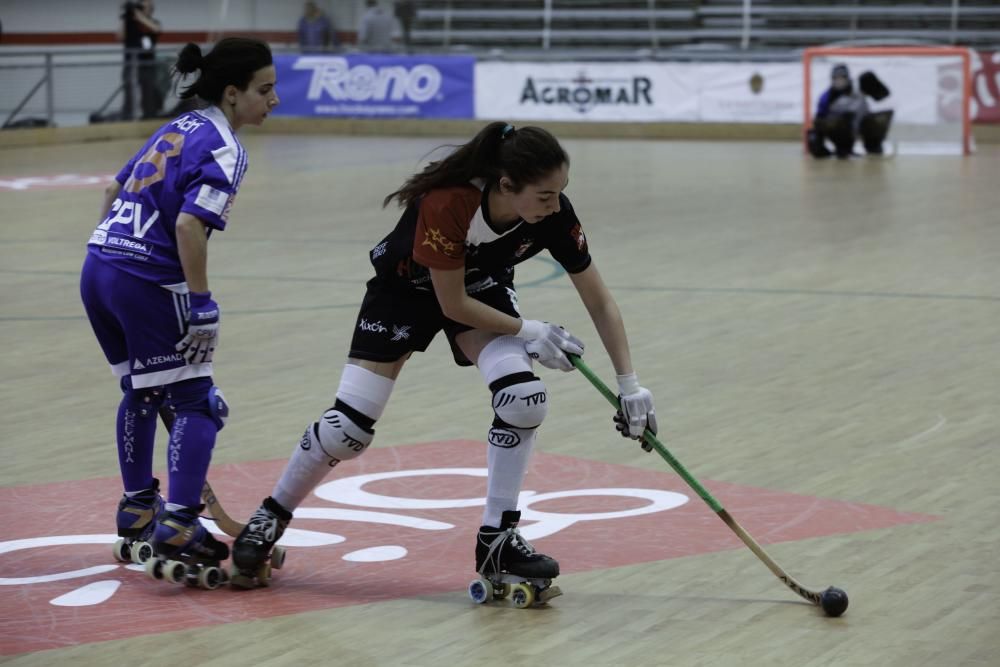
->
[301,364,393,466]
[477,336,549,432]
[302,403,375,466]
[490,372,548,430]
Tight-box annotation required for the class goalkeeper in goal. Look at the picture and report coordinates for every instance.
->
[807,63,893,159]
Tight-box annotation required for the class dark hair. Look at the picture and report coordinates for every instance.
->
[383,122,569,208]
[173,38,273,104]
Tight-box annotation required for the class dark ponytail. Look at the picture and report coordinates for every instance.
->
[383,121,569,208]
[173,37,273,104]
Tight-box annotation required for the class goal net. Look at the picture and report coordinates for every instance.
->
[803,46,972,155]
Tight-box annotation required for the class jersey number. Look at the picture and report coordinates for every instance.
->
[123,132,186,193]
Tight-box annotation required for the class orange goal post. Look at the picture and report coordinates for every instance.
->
[803,46,973,155]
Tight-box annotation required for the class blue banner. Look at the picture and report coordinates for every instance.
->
[271,54,475,119]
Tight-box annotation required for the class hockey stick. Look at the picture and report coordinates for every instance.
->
[201,481,246,538]
[569,355,848,615]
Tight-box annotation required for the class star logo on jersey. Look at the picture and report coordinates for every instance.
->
[422,227,457,255]
[514,239,534,258]
[570,223,587,252]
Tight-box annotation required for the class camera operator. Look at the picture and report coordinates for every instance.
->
[119,0,163,120]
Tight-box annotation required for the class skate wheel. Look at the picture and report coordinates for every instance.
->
[256,562,273,587]
[468,578,493,604]
[229,567,256,590]
[271,546,287,570]
[164,560,187,584]
[113,538,131,563]
[130,541,153,564]
[537,585,563,604]
[144,557,164,580]
[198,565,224,590]
[510,583,535,609]
[493,583,510,600]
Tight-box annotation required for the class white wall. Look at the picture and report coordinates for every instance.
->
[0,0,378,34]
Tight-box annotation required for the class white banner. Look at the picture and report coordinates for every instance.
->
[475,61,803,123]
[687,64,802,123]
[476,60,971,126]
[475,62,698,122]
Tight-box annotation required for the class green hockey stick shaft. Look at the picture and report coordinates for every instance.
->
[569,354,824,605]
[570,355,722,511]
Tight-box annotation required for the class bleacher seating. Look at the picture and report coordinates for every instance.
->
[408,1,1000,53]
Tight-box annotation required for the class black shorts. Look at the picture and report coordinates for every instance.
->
[348,277,521,366]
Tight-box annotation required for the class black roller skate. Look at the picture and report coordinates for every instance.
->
[230,496,291,589]
[112,479,163,565]
[468,510,562,608]
[144,505,231,590]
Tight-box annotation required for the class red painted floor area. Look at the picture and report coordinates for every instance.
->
[0,440,937,654]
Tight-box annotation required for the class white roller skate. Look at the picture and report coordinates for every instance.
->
[144,505,231,590]
[468,510,562,608]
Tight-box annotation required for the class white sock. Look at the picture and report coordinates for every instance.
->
[477,336,538,528]
[483,426,535,527]
[271,437,338,512]
[272,364,394,511]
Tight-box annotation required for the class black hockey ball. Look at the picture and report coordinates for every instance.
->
[820,586,849,617]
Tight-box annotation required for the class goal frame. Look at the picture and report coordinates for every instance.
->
[802,46,973,155]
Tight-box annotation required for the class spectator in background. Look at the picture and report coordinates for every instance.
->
[808,63,893,159]
[119,0,163,120]
[298,1,337,53]
[358,0,395,53]
[394,1,416,54]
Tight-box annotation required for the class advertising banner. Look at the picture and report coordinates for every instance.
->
[476,61,802,123]
[688,63,801,123]
[972,50,999,123]
[478,57,1000,124]
[272,54,474,119]
[475,62,698,122]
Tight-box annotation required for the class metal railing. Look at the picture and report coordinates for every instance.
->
[4,53,55,128]
[0,47,180,130]
[411,0,1000,53]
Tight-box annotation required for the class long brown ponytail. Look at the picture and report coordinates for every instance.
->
[383,122,569,208]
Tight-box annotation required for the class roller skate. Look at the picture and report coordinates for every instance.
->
[468,510,562,608]
[230,496,291,589]
[144,505,231,590]
[112,479,163,565]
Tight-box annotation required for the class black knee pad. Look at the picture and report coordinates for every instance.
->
[860,110,893,154]
[807,128,832,158]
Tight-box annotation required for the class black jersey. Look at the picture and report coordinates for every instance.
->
[369,181,591,292]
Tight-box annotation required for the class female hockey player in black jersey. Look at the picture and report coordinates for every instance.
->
[231,122,658,601]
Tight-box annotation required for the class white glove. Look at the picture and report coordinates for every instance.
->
[175,291,219,364]
[613,372,657,451]
[516,319,584,372]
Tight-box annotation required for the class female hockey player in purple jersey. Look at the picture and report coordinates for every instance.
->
[80,37,279,579]
[231,123,658,603]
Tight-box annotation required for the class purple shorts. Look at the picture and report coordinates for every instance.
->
[80,252,212,389]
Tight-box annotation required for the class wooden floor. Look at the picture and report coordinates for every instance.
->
[1,131,999,666]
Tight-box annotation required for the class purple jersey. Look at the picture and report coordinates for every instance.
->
[87,106,247,286]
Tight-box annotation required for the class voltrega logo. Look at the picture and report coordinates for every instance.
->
[295,57,442,102]
[520,71,653,113]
